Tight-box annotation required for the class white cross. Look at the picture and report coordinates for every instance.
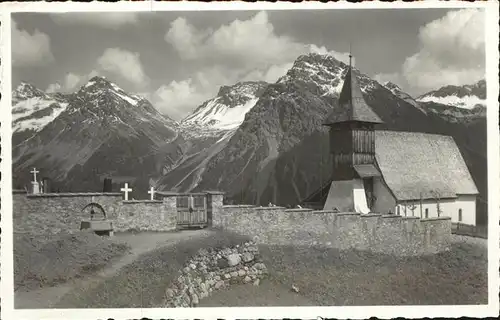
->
[148,186,156,200]
[120,183,132,201]
[30,168,39,183]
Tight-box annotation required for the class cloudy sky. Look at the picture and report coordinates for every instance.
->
[12,8,485,120]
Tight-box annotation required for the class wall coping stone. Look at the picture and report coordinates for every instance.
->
[284,208,314,212]
[361,213,383,218]
[312,210,338,214]
[158,192,207,196]
[421,216,452,222]
[203,190,226,195]
[337,212,361,216]
[13,189,27,194]
[122,200,163,204]
[223,205,256,208]
[382,214,403,219]
[26,192,122,198]
[158,192,180,196]
[255,206,286,210]
[402,216,420,220]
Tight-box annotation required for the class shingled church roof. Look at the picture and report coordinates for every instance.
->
[301,130,478,206]
[375,130,478,201]
[323,66,383,125]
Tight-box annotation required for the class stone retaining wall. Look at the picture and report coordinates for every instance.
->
[163,239,267,307]
[12,191,177,234]
[13,192,122,235]
[214,205,452,256]
[115,199,177,232]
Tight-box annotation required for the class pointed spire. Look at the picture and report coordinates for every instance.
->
[323,53,383,126]
[349,42,353,67]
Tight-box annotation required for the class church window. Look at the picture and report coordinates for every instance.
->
[425,208,429,218]
[458,209,463,222]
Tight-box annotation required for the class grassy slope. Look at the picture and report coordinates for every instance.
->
[14,231,130,291]
[55,230,486,308]
[55,231,250,308]
[202,240,488,306]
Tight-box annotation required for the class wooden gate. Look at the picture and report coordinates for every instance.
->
[176,194,208,228]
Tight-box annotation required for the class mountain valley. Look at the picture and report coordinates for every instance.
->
[11,53,488,223]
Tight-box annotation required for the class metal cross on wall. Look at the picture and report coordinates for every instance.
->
[120,183,132,201]
[148,186,156,201]
[30,168,39,182]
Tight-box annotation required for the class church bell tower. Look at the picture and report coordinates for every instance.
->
[322,54,383,213]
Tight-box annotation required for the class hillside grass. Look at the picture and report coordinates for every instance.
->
[202,239,488,306]
[14,231,130,291]
[54,230,487,308]
[55,230,250,308]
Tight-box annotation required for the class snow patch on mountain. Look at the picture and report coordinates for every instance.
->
[416,80,486,110]
[181,81,267,133]
[185,97,259,131]
[12,82,70,133]
[417,94,485,109]
[111,90,140,106]
[279,53,381,98]
[383,81,427,115]
[13,99,68,133]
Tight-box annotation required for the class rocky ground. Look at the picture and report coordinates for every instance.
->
[164,239,268,307]
[201,234,488,306]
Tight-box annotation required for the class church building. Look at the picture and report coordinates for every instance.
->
[301,56,479,226]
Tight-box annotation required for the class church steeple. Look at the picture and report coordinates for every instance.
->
[323,54,383,126]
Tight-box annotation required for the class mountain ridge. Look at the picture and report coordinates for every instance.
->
[417,79,486,109]
[11,54,488,224]
[12,76,180,198]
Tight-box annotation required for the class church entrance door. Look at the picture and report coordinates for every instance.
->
[363,178,375,211]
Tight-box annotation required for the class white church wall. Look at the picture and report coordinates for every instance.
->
[352,179,370,214]
[395,196,476,226]
[372,177,396,214]
[396,199,454,219]
[454,195,476,226]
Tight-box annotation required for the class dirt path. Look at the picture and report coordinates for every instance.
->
[15,230,214,309]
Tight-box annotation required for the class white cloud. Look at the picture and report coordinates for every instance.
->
[46,70,99,93]
[159,11,357,119]
[373,72,406,87]
[165,11,305,68]
[241,63,294,83]
[97,48,149,87]
[152,79,207,120]
[308,45,355,66]
[12,20,54,67]
[46,83,61,93]
[384,8,485,94]
[50,13,138,29]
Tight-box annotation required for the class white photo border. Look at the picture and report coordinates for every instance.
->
[1,1,498,319]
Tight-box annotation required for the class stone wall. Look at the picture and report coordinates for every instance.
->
[214,205,452,256]
[163,239,267,307]
[12,191,177,235]
[115,199,177,232]
[13,191,122,235]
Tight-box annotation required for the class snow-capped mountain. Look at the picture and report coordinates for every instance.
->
[11,54,487,224]
[158,53,486,224]
[383,81,427,114]
[12,76,180,197]
[182,81,268,131]
[417,79,486,109]
[12,82,71,135]
[158,53,458,202]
